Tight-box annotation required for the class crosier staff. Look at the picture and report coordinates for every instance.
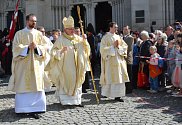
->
[77,5,99,104]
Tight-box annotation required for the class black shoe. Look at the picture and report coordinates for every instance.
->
[52,84,56,87]
[82,89,87,93]
[102,96,107,98]
[114,97,124,102]
[16,113,27,117]
[30,113,40,119]
[76,104,84,107]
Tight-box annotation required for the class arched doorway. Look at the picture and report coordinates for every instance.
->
[7,10,24,32]
[71,5,86,32]
[174,0,182,21]
[95,2,112,33]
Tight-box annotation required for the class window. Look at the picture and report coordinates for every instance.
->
[135,10,145,23]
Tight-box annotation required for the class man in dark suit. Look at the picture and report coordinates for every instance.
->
[123,25,134,94]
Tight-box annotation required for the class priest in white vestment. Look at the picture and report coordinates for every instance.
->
[49,16,90,107]
[37,26,53,92]
[100,22,130,102]
[8,14,47,119]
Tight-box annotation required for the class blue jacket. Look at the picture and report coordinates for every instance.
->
[133,44,140,65]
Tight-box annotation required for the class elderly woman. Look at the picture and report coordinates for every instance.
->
[139,30,153,88]
[156,35,167,91]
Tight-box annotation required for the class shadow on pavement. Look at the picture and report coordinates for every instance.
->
[132,89,182,123]
[0,75,10,83]
[0,93,15,99]
[0,84,8,87]
[47,103,85,111]
[0,108,22,122]
[172,114,182,123]
[82,93,118,105]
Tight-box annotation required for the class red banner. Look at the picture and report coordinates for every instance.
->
[8,0,20,41]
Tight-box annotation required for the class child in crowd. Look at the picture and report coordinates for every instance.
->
[165,40,176,85]
[147,46,162,93]
[172,46,182,97]
[171,34,182,96]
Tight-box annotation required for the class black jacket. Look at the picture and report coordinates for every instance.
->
[139,40,153,62]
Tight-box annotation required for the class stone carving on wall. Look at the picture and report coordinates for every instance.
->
[5,0,22,11]
[6,0,16,10]
[71,0,91,4]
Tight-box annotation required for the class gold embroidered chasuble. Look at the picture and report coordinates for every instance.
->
[100,32,130,86]
[49,33,90,96]
[8,28,47,93]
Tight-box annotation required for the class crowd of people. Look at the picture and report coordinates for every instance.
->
[0,28,12,75]
[0,13,182,119]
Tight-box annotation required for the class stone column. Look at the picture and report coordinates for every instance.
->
[167,0,170,24]
[0,12,4,29]
[83,4,88,27]
[59,0,63,30]
[3,12,8,29]
[84,3,91,26]
[51,0,55,29]
[108,1,113,21]
[62,0,65,17]
[114,1,117,22]
[108,0,115,22]
[83,2,97,31]
[117,0,120,27]
[170,0,174,24]
[121,0,124,28]
[66,0,72,17]
[120,0,124,28]
[91,2,97,30]
[115,1,118,23]
[55,0,58,29]
[165,0,168,24]
[109,0,123,27]
[57,0,60,29]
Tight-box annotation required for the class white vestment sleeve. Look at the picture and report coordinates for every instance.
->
[19,47,28,57]
[110,46,116,56]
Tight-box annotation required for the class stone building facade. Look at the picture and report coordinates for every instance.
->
[0,0,179,33]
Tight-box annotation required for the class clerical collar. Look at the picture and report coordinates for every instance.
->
[24,27,36,32]
[108,32,115,35]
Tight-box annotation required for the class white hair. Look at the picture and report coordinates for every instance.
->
[154,30,163,36]
[140,30,149,38]
[161,33,167,41]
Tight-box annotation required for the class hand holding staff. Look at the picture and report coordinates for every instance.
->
[77,5,100,104]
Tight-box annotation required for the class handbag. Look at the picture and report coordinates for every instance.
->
[137,62,149,88]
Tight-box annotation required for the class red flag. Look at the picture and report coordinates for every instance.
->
[8,0,20,41]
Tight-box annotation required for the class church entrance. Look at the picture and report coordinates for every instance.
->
[71,5,86,32]
[95,2,112,33]
[7,10,24,32]
[174,0,182,21]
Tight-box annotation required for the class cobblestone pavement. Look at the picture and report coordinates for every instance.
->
[0,75,182,125]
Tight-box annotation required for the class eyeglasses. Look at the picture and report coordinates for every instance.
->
[29,20,37,22]
[40,30,45,33]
